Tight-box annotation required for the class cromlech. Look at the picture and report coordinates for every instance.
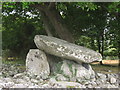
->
[26,35,102,82]
[1,35,119,88]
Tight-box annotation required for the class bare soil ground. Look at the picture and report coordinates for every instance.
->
[91,60,119,66]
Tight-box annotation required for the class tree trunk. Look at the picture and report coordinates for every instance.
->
[101,32,104,57]
[44,8,74,43]
[33,3,74,43]
[91,38,95,50]
[97,36,103,65]
[40,11,53,36]
[118,41,120,61]
[97,37,101,54]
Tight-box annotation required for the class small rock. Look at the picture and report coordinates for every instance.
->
[97,73,106,79]
[31,79,39,84]
[84,81,90,85]
[91,81,97,87]
[11,84,28,88]
[107,84,118,88]
[23,76,30,81]
[56,74,68,81]
[3,78,13,83]
[108,70,111,72]
[90,78,96,82]
[42,84,50,88]
[4,82,14,88]
[110,77,117,84]
[69,77,77,82]
[95,86,100,88]
[49,77,56,82]
[95,80,102,86]
[13,73,24,79]
[31,84,40,88]
[87,84,93,88]
[0,83,5,88]
[28,86,39,88]
[15,79,27,84]
[52,81,83,88]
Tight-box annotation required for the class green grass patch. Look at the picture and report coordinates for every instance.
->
[91,64,120,74]
[2,59,26,71]
[67,86,75,88]
[2,59,25,65]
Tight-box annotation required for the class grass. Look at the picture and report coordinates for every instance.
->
[2,59,26,71]
[2,58,120,74]
[2,59,25,65]
[67,86,75,88]
[91,64,120,74]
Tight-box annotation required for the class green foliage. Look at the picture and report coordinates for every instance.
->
[57,3,68,11]
[91,64,119,74]
[2,2,120,59]
[75,36,91,48]
[2,2,46,58]
[76,2,98,11]
[108,2,120,13]
[104,45,117,56]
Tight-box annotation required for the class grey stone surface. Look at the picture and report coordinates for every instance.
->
[97,73,107,81]
[13,73,24,79]
[0,63,119,88]
[110,76,117,84]
[50,81,85,88]
[56,74,68,81]
[26,49,50,79]
[0,67,119,88]
[61,60,73,78]
[52,60,95,82]
[11,84,28,88]
[34,35,102,63]
[46,54,61,74]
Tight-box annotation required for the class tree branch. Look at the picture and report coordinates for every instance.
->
[48,2,56,9]
[30,3,47,11]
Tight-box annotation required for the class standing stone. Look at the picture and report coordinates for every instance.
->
[46,54,61,74]
[53,59,95,82]
[26,49,50,79]
[61,60,73,78]
[34,35,102,63]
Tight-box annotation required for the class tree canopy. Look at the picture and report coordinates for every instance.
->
[2,2,120,60]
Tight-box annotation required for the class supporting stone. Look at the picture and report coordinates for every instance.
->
[26,49,50,79]
[51,59,95,82]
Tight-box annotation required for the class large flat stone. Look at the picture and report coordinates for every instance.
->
[34,35,102,63]
[26,49,50,79]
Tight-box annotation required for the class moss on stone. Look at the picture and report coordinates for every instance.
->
[67,85,75,88]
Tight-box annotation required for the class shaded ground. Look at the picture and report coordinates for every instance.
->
[2,59,120,74]
[91,64,120,74]
[2,59,26,71]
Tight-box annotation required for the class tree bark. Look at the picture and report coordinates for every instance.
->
[32,2,74,43]
[101,31,104,57]
[44,7,74,43]
[91,38,95,50]
[97,37,101,54]
[40,11,53,36]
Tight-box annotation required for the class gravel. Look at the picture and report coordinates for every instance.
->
[0,64,119,88]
